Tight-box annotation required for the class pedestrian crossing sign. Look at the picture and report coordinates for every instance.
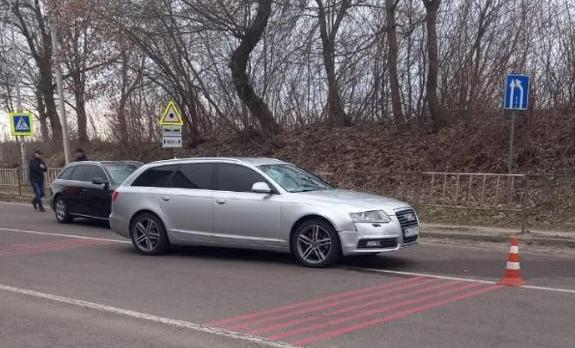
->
[159,100,184,126]
[9,111,34,136]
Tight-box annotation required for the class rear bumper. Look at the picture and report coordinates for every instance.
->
[339,221,419,256]
[109,214,130,239]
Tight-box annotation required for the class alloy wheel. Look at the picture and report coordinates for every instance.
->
[296,224,333,265]
[55,199,66,221]
[133,217,161,252]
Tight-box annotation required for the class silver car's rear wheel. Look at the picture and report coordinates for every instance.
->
[292,219,341,268]
[130,213,170,255]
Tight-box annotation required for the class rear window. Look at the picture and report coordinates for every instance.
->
[171,163,214,189]
[132,165,176,187]
[58,166,76,180]
[104,163,141,184]
[70,165,94,182]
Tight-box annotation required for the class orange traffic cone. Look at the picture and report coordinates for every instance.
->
[498,236,524,287]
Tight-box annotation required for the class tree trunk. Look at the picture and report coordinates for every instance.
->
[38,59,63,149]
[385,0,405,125]
[35,86,51,143]
[182,93,201,148]
[422,0,446,132]
[316,0,351,126]
[72,70,89,147]
[229,0,280,135]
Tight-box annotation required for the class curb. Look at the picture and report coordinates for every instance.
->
[423,231,575,248]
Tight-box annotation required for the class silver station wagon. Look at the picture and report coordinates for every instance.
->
[110,158,419,267]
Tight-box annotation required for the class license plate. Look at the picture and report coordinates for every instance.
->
[404,226,419,237]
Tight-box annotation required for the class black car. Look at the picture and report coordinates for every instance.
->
[51,161,142,223]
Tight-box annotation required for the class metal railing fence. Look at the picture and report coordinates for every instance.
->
[1,168,574,232]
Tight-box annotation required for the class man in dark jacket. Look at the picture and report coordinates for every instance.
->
[75,148,88,161]
[29,150,47,212]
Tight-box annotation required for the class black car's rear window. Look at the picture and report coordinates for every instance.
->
[104,163,141,184]
[58,166,76,180]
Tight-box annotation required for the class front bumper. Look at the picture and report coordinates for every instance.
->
[339,221,419,255]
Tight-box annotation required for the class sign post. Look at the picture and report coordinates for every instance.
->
[159,100,184,157]
[503,74,530,174]
[9,111,34,195]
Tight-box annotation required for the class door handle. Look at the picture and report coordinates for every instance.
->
[215,199,226,205]
[161,196,170,202]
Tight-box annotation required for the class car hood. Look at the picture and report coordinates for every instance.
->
[293,189,411,213]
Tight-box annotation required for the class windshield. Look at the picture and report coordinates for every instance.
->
[258,164,334,193]
[104,163,141,184]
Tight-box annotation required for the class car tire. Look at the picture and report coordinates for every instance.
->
[54,196,73,224]
[291,219,341,268]
[130,212,170,255]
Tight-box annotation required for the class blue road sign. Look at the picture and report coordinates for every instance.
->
[504,74,530,111]
[9,112,34,136]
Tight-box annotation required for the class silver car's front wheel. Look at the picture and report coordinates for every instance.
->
[292,219,341,268]
[130,213,170,255]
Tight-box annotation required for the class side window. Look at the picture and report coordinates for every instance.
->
[71,165,92,182]
[132,165,176,187]
[58,166,76,180]
[90,166,107,181]
[215,164,267,193]
[171,163,214,189]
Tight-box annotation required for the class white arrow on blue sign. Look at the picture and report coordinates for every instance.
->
[504,74,530,111]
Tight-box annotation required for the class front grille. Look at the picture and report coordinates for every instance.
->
[396,209,419,244]
[396,209,419,227]
[357,238,398,249]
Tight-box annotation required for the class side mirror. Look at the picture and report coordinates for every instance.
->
[251,182,272,194]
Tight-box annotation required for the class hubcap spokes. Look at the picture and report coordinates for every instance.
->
[297,225,332,264]
[56,200,65,220]
[134,218,160,252]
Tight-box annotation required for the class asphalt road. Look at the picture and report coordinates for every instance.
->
[1,201,574,348]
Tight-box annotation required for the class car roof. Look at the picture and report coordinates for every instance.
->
[149,157,288,167]
[65,161,143,167]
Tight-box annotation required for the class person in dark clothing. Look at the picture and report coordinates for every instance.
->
[75,148,88,161]
[29,150,47,212]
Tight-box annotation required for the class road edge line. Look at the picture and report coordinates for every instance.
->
[0,227,131,244]
[350,268,575,294]
[0,283,295,348]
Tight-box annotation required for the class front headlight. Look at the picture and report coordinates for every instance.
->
[349,210,391,223]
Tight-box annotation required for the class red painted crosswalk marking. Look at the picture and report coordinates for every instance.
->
[226,277,437,332]
[291,284,501,346]
[206,276,423,327]
[0,239,109,257]
[207,277,501,346]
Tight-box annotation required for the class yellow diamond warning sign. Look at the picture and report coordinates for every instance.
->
[159,100,184,126]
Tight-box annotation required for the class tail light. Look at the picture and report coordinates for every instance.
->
[112,191,119,203]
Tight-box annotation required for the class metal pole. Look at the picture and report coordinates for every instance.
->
[11,0,24,195]
[49,15,71,164]
[10,0,22,112]
[15,136,23,196]
[508,112,516,174]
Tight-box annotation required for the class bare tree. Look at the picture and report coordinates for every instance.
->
[385,0,404,125]
[422,0,445,132]
[229,0,280,134]
[54,0,114,148]
[6,0,63,148]
[315,0,352,126]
